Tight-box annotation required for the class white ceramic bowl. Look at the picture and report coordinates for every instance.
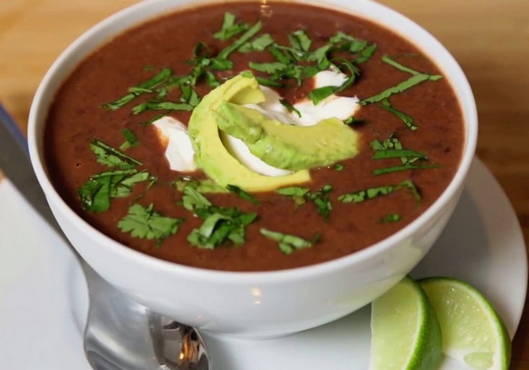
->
[28,0,477,338]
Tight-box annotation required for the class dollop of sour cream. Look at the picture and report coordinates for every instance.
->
[152,69,360,175]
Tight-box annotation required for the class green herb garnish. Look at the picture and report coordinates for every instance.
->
[279,99,302,117]
[132,101,194,115]
[118,203,184,243]
[288,30,312,53]
[179,181,257,248]
[103,68,172,111]
[338,180,421,203]
[381,55,423,75]
[214,12,249,41]
[174,176,228,194]
[78,170,154,213]
[360,73,442,105]
[239,33,275,53]
[276,186,309,206]
[181,185,212,212]
[277,185,333,219]
[90,140,142,169]
[119,129,139,151]
[307,184,333,220]
[187,207,257,249]
[379,98,418,130]
[380,213,401,223]
[217,21,262,60]
[260,228,315,255]
[333,163,345,171]
[373,163,440,176]
[227,184,259,204]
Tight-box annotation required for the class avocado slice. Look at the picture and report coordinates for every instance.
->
[188,72,310,192]
[215,102,359,171]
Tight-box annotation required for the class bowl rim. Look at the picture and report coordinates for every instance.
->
[28,0,478,283]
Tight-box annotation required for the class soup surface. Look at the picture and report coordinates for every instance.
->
[45,1,464,271]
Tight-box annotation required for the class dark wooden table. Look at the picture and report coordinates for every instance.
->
[1,0,527,367]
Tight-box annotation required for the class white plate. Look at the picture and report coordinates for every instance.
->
[0,158,526,370]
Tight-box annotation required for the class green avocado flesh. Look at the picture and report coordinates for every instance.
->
[188,72,310,192]
[215,102,359,171]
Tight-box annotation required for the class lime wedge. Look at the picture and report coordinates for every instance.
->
[370,277,442,370]
[420,277,511,369]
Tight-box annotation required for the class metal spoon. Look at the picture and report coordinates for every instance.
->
[0,106,210,370]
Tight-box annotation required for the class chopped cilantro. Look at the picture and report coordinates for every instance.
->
[132,101,194,115]
[90,140,142,169]
[333,163,345,171]
[177,181,257,248]
[217,21,262,60]
[344,116,361,125]
[279,99,301,117]
[181,185,212,212]
[214,12,249,41]
[174,176,228,194]
[118,203,184,243]
[355,43,378,63]
[276,185,333,219]
[338,180,421,203]
[380,98,418,130]
[380,213,401,223]
[309,86,336,105]
[227,184,259,204]
[187,207,257,249]
[276,186,309,206]
[239,33,275,53]
[260,228,315,255]
[119,129,139,151]
[78,170,154,213]
[103,68,172,111]
[382,55,422,75]
[372,149,427,161]
[307,185,333,220]
[288,30,312,53]
[360,73,442,105]
[373,163,440,176]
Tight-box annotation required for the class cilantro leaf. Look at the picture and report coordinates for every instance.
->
[132,101,194,115]
[380,213,401,223]
[279,99,301,117]
[308,86,336,105]
[103,68,172,111]
[360,73,441,105]
[276,185,333,219]
[174,176,228,194]
[276,186,309,206]
[217,21,262,60]
[382,55,422,75]
[227,184,259,204]
[373,163,440,176]
[119,129,139,151]
[90,140,142,169]
[79,170,154,212]
[333,163,344,171]
[181,185,212,212]
[379,98,418,130]
[214,12,249,41]
[187,207,257,249]
[338,179,421,203]
[239,33,275,53]
[355,43,377,63]
[260,228,315,255]
[288,30,312,52]
[118,203,184,243]
[249,62,287,74]
[306,184,333,220]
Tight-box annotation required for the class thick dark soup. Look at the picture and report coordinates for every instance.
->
[45,1,464,271]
